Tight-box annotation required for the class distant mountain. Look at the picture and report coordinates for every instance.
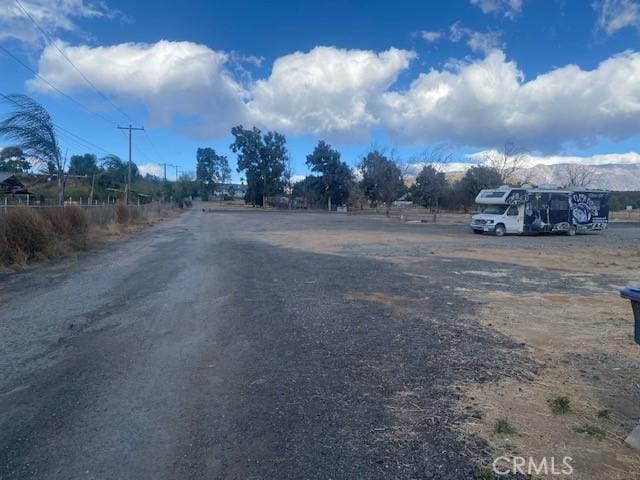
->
[517,163,640,191]
[411,161,640,191]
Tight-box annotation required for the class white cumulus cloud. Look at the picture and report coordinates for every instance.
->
[379,49,640,151]
[449,22,504,54]
[0,0,123,46]
[28,40,249,137]
[595,0,640,35]
[138,162,163,178]
[247,46,415,140]
[25,40,640,153]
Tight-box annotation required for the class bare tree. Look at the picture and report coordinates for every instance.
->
[483,141,528,184]
[560,163,595,188]
[419,143,454,172]
[413,144,455,221]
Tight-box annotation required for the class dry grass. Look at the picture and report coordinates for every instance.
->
[456,288,640,479]
[0,204,177,268]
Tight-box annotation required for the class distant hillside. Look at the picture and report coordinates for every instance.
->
[518,163,640,191]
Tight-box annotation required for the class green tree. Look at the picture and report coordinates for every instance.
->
[174,173,199,205]
[0,94,65,203]
[99,154,139,191]
[305,140,353,210]
[196,147,230,199]
[0,146,30,172]
[411,165,447,209]
[230,125,288,206]
[68,153,99,177]
[456,165,503,206]
[292,175,325,208]
[359,151,405,214]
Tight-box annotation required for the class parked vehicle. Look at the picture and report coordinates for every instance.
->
[470,185,610,236]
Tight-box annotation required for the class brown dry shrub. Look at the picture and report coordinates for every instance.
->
[39,206,89,248]
[128,206,141,223]
[116,203,129,224]
[41,207,72,235]
[64,206,89,235]
[0,208,52,265]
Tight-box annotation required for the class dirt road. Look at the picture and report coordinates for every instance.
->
[1,208,636,479]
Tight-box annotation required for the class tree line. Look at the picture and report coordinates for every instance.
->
[194,125,511,211]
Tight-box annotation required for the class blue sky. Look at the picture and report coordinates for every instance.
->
[2,0,640,181]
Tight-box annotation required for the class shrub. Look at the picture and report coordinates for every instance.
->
[493,418,517,434]
[39,206,89,248]
[0,208,52,265]
[574,424,606,440]
[42,207,72,235]
[128,206,141,223]
[116,203,129,224]
[548,396,571,415]
[64,206,89,235]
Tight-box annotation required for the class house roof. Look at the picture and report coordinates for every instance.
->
[0,172,24,185]
[0,172,28,193]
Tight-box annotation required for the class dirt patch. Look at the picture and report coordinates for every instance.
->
[456,289,640,479]
[444,246,640,277]
[254,228,451,255]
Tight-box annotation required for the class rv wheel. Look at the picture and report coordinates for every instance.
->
[494,224,506,237]
[567,225,577,236]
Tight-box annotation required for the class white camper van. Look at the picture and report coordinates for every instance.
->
[470,186,610,236]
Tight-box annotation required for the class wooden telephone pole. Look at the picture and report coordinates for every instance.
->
[117,124,144,204]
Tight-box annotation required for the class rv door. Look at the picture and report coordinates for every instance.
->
[503,205,523,233]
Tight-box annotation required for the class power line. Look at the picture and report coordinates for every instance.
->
[0,45,164,168]
[142,129,166,165]
[0,43,150,156]
[14,0,133,124]
[55,125,112,156]
[0,45,121,128]
[6,2,172,172]
[0,92,114,158]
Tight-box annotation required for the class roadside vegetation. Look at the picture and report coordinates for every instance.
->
[0,203,174,268]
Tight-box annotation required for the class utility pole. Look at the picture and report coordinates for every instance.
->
[160,163,175,181]
[89,172,95,204]
[117,124,144,204]
[174,165,182,181]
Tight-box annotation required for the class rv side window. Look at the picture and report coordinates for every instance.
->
[506,206,518,216]
[550,199,567,211]
[482,205,508,215]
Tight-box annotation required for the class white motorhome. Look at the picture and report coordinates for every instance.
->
[470,185,610,236]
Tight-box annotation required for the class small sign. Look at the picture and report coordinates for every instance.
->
[627,205,634,211]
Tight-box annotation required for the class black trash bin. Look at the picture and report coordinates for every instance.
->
[620,286,640,345]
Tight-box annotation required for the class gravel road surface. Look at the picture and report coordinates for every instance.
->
[3,208,614,479]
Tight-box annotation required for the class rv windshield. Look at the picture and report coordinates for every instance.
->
[481,205,508,215]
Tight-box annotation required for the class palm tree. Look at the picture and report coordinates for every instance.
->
[0,94,65,204]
